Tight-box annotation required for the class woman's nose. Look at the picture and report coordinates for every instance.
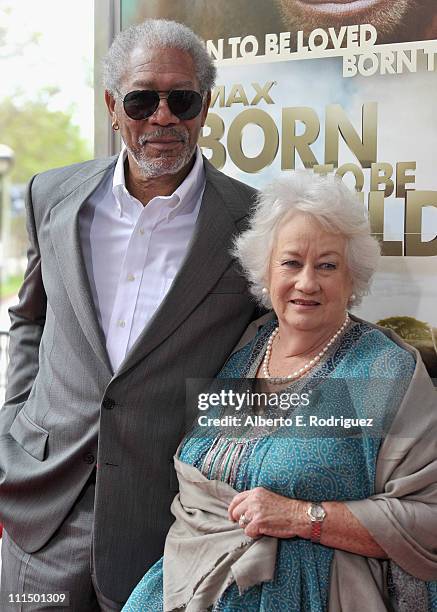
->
[294,266,319,293]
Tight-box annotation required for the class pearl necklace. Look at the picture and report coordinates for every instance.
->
[262,314,349,383]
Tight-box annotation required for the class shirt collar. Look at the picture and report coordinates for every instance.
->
[112,146,205,221]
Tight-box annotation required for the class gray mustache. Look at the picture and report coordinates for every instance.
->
[138,128,189,145]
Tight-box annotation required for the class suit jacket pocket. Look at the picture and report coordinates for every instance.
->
[9,410,49,461]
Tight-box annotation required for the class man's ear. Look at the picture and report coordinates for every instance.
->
[105,90,116,116]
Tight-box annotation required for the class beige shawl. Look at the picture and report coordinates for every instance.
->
[163,457,277,611]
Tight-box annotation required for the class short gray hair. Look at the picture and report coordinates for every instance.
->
[234,170,380,308]
[102,19,216,96]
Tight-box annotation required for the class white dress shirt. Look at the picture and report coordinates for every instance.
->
[79,147,205,372]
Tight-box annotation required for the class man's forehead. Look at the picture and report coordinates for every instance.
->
[128,46,196,74]
[122,45,199,90]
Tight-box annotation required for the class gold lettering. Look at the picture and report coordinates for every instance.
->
[210,85,225,109]
[325,103,377,168]
[370,162,394,197]
[227,109,279,173]
[396,162,416,198]
[226,84,249,107]
[405,191,437,256]
[199,113,226,169]
[281,107,319,170]
[335,163,364,191]
[251,81,275,105]
[368,191,403,255]
[312,164,335,176]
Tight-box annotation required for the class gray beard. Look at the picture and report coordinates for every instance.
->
[125,127,195,178]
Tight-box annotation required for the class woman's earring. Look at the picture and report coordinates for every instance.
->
[349,293,356,303]
[112,120,119,131]
[262,287,269,295]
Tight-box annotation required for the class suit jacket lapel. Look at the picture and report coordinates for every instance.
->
[50,159,117,375]
[116,160,253,378]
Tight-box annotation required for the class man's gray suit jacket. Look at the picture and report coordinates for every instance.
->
[0,155,258,602]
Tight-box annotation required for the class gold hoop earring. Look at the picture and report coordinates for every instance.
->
[112,121,119,131]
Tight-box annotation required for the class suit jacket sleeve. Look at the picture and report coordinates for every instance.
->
[0,175,46,433]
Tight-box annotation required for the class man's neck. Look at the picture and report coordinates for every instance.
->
[124,155,195,206]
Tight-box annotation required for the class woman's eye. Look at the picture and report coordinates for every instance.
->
[282,260,301,267]
[319,262,337,270]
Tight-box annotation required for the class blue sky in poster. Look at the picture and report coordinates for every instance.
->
[213,57,352,185]
[210,56,437,325]
[211,56,437,242]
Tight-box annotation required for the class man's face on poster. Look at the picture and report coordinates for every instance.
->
[275,0,424,43]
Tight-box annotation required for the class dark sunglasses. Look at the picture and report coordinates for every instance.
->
[122,89,204,121]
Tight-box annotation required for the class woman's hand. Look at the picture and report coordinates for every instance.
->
[229,488,388,558]
[228,487,310,539]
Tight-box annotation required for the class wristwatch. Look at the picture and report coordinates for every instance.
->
[307,502,326,543]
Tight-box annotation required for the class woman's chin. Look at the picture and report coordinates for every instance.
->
[280,312,324,334]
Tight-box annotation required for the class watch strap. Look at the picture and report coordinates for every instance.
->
[310,521,323,543]
[307,502,326,543]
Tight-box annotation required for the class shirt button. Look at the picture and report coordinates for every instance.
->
[117,320,126,328]
[102,397,115,410]
[139,228,145,235]
[83,453,95,464]
[127,273,135,282]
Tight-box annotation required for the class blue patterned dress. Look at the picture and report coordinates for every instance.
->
[123,319,437,611]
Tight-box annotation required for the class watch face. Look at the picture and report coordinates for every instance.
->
[310,504,326,521]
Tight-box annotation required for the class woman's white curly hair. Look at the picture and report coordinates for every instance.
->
[233,170,380,309]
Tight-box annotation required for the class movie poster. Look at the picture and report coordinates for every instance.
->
[120,0,437,378]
